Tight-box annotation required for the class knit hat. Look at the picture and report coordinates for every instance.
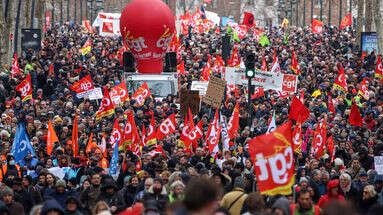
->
[0,186,14,197]
[233,176,245,189]
[272,197,291,215]
[55,180,66,188]
[299,177,309,184]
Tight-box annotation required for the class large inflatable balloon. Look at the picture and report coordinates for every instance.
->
[120,0,175,74]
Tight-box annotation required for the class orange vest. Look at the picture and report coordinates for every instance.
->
[0,164,21,182]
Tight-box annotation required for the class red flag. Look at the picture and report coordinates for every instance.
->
[11,53,21,76]
[71,115,79,157]
[290,50,300,75]
[312,19,323,33]
[177,61,186,75]
[248,121,294,195]
[47,120,59,156]
[349,102,363,127]
[328,94,335,113]
[288,96,310,123]
[227,47,241,67]
[180,108,198,150]
[16,74,33,102]
[69,74,95,97]
[339,13,352,30]
[333,63,347,91]
[49,64,54,76]
[145,114,157,146]
[358,78,369,100]
[95,87,115,120]
[156,114,177,140]
[242,12,255,28]
[226,84,239,98]
[227,103,239,139]
[200,65,211,81]
[251,87,265,99]
[132,82,151,106]
[82,20,94,33]
[110,118,122,146]
[110,82,130,106]
[206,109,221,156]
[327,136,335,163]
[261,55,267,71]
[124,112,141,151]
[311,121,327,159]
[375,55,383,79]
[292,122,302,153]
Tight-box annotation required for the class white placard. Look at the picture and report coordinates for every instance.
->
[191,81,209,95]
[375,156,383,175]
[88,87,103,100]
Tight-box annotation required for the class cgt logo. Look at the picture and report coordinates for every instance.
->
[156,36,172,51]
[80,82,93,91]
[159,118,175,135]
[255,146,293,184]
[127,37,147,52]
[20,83,31,97]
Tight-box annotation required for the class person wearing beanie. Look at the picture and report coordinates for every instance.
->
[272,197,290,215]
[220,176,248,215]
[0,186,24,215]
[40,199,65,215]
[143,177,168,213]
[46,180,69,209]
[97,178,126,214]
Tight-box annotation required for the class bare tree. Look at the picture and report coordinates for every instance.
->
[25,0,31,28]
[0,0,6,64]
[357,0,364,47]
[373,0,382,54]
[365,0,372,32]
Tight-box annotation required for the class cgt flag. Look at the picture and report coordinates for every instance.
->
[157,113,177,140]
[132,82,151,106]
[16,74,33,102]
[339,13,352,30]
[242,12,255,28]
[249,121,294,195]
[311,19,323,33]
[95,87,115,120]
[69,74,95,98]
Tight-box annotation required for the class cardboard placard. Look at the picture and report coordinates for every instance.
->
[180,90,200,118]
[202,76,226,108]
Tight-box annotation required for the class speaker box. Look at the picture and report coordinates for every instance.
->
[222,35,231,62]
[164,52,177,72]
[123,52,135,72]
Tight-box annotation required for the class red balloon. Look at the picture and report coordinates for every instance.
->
[120,0,175,74]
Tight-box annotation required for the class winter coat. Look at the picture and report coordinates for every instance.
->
[220,188,248,215]
[142,186,168,212]
[359,195,379,214]
[5,201,25,215]
[79,185,101,212]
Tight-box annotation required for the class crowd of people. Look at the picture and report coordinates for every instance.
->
[0,16,382,215]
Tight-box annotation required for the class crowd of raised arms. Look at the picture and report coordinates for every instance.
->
[0,19,382,215]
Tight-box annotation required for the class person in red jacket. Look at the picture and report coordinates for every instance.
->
[318,179,345,208]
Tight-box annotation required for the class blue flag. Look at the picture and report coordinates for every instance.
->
[11,123,36,165]
[109,141,119,176]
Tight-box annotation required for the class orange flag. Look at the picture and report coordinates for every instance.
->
[261,55,267,71]
[86,133,97,154]
[71,115,79,157]
[339,13,352,30]
[47,120,59,155]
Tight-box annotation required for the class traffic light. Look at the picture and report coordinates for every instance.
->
[245,53,255,79]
